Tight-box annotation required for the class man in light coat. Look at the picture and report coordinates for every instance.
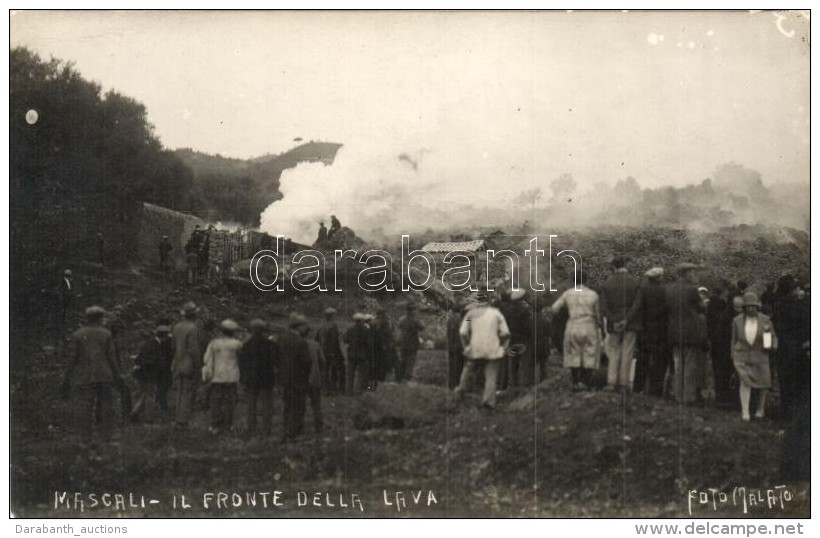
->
[202,319,242,433]
[454,290,511,409]
[171,301,202,429]
[62,306,125,437]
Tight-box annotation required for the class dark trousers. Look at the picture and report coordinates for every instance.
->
[570,367,592,386]
[307,386,323,433]
[347,357,375,394]
[209,383,237,429]
[73,383,117,435]
[245,386,274,434]
[282,389,307,439]
[777,339,804,421]
[395,349,418,382]
[325,357,346,394]
[174,373,198,426]
[710,341,733,404]
[131,380,169,419]
[496,356,509,390]
[447,350,464,390]
[642,337,671,397]
[510,346,536,388]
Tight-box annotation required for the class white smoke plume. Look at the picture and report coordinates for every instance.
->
[258,138,542,246]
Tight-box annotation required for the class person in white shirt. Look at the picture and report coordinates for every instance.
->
[454,290,510,409]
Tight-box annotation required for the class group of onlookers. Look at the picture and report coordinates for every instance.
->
[61,299,426,442]
[58,253,808,442]
[546,257,810,423]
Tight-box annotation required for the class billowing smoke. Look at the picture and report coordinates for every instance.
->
[259,139,809,247]
[258,139,541,246]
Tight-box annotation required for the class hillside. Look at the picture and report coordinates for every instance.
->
[173,142,343,226]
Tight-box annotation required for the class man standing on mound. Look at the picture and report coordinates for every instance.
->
[454,289,510,409]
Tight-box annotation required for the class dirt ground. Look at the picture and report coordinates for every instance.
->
[9,264,810,518]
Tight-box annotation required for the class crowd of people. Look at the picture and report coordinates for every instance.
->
[60,298,426,442]
[544,258,811,424]
[58,253,809,444]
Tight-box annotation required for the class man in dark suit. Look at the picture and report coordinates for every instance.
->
[665,263,706,405]
[345,312,376,394]
[706,286,733,407]
[278,313,312,442]
[59,269,74,329]
[130,323,174,421]
[239,319,277,435]
[638,267,669,396]
[62,306,126,437]
[600,256,641,393]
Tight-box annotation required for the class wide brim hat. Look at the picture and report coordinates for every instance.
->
[220,319,240,331]
[676,262,701,273]
[181,301,198,315]
[288,313,309,328]
[645,267,664,278]
[84,305,106,318]
[249,319,267,330]
[742,292,762,308]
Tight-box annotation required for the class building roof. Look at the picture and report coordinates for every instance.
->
[421,239,486,253]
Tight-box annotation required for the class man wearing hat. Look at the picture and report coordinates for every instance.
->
[239,319,277,435]
[600,256,642,394]
[395,302,424,383]
[130,321,174,421]
[772,274,811,423]
[454,289,511,409]
[328,215,341,238]
[706,286,733,407]
[158,235,173,272]
[58,269,75,329]
[318,307,345,394]
[202,319,243,433]
[278,313,312,441]
[345,312,376,394]
[498,289,535,389]
[446,301,466,389]
[62,306,126,436]
[372,306,397,382]
[665,262,707,405]
[171,302,202,429]
[315,222,328,249]
[638,267,669,396]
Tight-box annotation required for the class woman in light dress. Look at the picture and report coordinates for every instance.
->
[551,273,603,391]
[731,292,777,422]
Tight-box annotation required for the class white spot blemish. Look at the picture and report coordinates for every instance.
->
[25,109,38,125]
[647,33,663,45]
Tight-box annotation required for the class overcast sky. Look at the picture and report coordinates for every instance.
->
[11,10,809,194]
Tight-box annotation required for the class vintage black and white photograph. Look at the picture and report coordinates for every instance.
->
[8,10,811,520]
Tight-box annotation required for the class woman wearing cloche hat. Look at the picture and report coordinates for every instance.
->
[730,292,777,422]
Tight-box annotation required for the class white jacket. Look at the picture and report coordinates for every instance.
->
[202,336,242,383]
[459,304,510,360]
